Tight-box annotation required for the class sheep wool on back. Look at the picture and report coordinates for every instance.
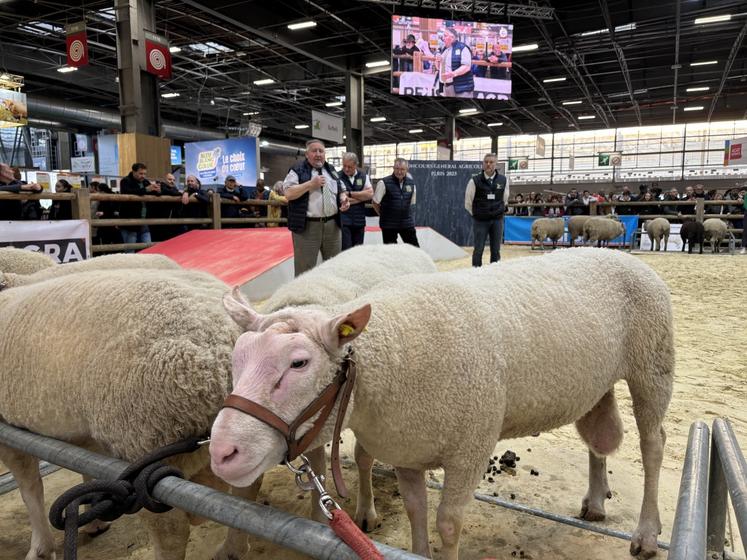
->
[0,247,57,275]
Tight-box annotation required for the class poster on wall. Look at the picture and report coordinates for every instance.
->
[97,134,119,177]
[392,15,513,100]
[311,110,344,144]
[535,136,546,157]
[36,173,51,191]
[71,156,96,174]
[0,89,28,128]
[724,137,747,165]
[0,220,90,263]
[185,137,258,188]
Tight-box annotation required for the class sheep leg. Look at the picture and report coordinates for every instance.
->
[306,446,330,524]
[627,378,670,559]
[575,389,622,521]
[0,444,56,560]
[140,508,190,560]
[354,440,381,532]
[211,477,263,560]
[435,464,483,560]
[395,467,432,558]
[663,235,668,252]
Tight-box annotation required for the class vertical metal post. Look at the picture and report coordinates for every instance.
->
[712,418,747,551]
[668,421,710,560]
[345,72,364,166]
[707,432,728,555]
[445,115,456,160]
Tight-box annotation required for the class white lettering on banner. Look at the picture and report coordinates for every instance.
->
[0,220,90,263]
[399,73,511,99]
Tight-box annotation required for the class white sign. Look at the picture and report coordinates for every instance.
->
[724,137,747,165]
[640,222,682,252]
[71,156,96,174]
[398,72,511,99]
[0,220,90,263]
[535,136,546,157]
[311,110,343,144]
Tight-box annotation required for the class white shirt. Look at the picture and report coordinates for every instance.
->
[282,166,341,218]
[441,44,472,79]
[374,177,416,205]
[464,172,510,216]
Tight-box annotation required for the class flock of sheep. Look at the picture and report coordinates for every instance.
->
[0,244,675,560]
[530,214,732,253]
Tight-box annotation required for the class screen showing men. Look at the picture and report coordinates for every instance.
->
[391,15,513,100]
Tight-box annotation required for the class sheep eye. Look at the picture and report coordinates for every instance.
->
[291,359,308,369]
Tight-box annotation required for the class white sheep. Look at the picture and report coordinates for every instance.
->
[0,253,181,290]
[530,218,565,250]
[583,217,626,247]
[644,218,670,252]
[703,218,729,253]
[567,215,591,247]
[0,247,56,275]
[261,243,437,312]
[211,248,674,560]
[0,268,255,560]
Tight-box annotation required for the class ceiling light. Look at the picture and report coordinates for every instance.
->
[56,66,77,73]
[325,101,343,107]
[370,116,386,122]
[161,92,180,98]
[690,60,718,66]
[562,100,582,105]
[169,46,181,53]
[694,14,731,25]
[458,107,479,114]
[686,86,710,92]
[242,111,259,116]
[210,99,215,105]
[260,140,269,147]
[683,106,704,111]
[253,78,275,85]
[512,43,539,52]
[543,77,566,83]
[288,20,317,30]
[578,115,596,120]
[633,88,648,94]
[487,122,503,127]
[408,128,423,134]
[365,60,389,68]
[294,124,309,129]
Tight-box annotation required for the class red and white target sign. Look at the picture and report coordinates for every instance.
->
[145,35,172,79]
[65,22,88,67]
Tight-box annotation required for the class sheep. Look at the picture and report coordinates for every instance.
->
[211,247,674,560]
[260,243,437,312]
[680,220,705,254]
[0,247,56,275]
[644,218,670,252]
[0,268,256,560]
[703,218,729,253]
[530,218,564,250]
[568,214,619,246]
[583,217,626,248]
[0,253,181,290]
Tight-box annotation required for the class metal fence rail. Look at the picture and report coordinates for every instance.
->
[0,422,424,560]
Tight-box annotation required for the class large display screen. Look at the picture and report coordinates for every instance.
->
[391,15,512,100]
[185,137,258,188]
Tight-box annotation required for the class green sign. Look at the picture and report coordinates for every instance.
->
[598,153,610,166]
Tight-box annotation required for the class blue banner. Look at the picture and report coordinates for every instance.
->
[185,137,257,188]
[170,146,182,165]
[504,215,639,245]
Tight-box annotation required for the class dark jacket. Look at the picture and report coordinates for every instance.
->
[471,172,507,221]
[449,41,474,94]
[286,160,342,234]
[219,186,249,218]
[118,173,152,230]
[0,181,24,220]
[379,174,416,229]
[340,171,368,228]
[180,187,210,220]
[49,199,73,220]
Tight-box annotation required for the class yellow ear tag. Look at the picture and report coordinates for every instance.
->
[339,323,356,337]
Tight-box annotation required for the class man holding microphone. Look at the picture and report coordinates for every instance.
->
[282,139,350,276]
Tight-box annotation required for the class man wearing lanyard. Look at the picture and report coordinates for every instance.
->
[464,153,509,266]
[282,139,350,276]
[373,158,419,247]
[339,152,373,250]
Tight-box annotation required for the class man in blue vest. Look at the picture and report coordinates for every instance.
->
[373,158,419,247]
[438,26,474,98]
[464,153,509,266]
[340,152,373,250]
[282,139,350,276]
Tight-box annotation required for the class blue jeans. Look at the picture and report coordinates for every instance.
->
[472,216,504,267]
[120,226,151,252]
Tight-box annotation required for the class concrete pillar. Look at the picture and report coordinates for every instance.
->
[115,0,161,136]
[345,72,364,167]
[438,116,456,160]
[491,135,498,155]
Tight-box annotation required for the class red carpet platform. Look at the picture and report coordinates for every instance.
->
[142,227,466,301]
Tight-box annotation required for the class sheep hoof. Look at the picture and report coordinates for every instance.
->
[579,498,606,521]
[355,511,382,533]
[629,531,658,558]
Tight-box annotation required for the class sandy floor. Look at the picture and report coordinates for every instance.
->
[1,246,746,560]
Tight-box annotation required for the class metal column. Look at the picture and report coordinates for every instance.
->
[345,72,365,166]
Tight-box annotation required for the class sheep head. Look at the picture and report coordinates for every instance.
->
[210,287,371,487]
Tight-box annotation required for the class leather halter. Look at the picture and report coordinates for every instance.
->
[222,348,356,498]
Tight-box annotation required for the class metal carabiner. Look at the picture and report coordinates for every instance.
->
[285,454,340,519]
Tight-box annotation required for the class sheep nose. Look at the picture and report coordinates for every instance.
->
[210,440,240,468]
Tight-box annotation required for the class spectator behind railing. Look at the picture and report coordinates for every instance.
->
[512,193,529,216]
[267,181,288,228]
[119,162,160,247]
[13,166,43,220]
[565,188,585,216]
[180,174,209,230]
[529,192,544,216]
[149,173,182,241]
[218,175,249,228]
[544,194,564,218]
[660,187,680,216]
[0,163,42,220]
[93,183,121,247]
[637,192,657,216]
[49,179,74,221]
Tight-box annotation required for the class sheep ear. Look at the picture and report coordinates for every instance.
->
[223,286,263,331]
[325,304,372,349]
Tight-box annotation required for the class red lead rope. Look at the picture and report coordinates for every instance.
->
[330,509,385,560]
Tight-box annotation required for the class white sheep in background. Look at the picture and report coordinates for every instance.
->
[0,247,56,275]
[583,217,626,247]
[0,268,253,560]
[644,218,671,252]
[703,218,729,253]
[0,253,181,290]
[567,215,591,247]
[212,248,674,560]
[530,217,565,250]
